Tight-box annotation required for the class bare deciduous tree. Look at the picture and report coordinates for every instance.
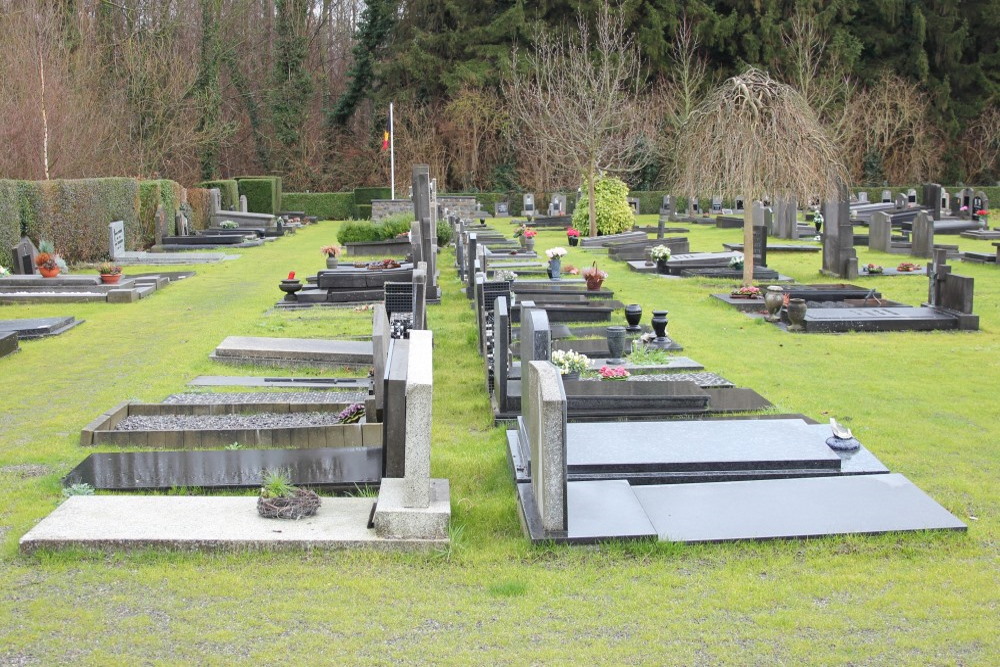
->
[960,106,1000,184]
[506,2,647,236]
[675,67,849,285]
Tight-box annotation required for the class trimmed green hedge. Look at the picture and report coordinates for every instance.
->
[355,204,372,220]
[0,180,21,269]
[197,179,239,209]
[337,215,412,245]
[237,177,279,215]
[353,187,391,207]
[138,179,182,242]
[282,192,355,220]
[186,188,211,231]
[0,178,142,262]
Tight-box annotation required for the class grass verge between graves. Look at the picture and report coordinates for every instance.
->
[0,217,997,664]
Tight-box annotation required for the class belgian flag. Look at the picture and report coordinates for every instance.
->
[381,115,390,151]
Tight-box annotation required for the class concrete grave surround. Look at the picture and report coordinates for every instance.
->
[374,330,451,540]
[212,336,374,366]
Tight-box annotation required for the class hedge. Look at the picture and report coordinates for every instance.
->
[353,187,391,207]
[355,204,372,220]
[186,188,211,231]
[0,178,142,263]
[197,179,239,209]
[237,177,279,215]
[337,214,413,245]
[138,179,182,243]
[281,192,355,220]
[0,180,21,269]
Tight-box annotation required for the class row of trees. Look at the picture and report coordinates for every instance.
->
[1,0,997,191]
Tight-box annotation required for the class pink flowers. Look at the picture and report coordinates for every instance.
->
[524,228,537,238]
[566,227,580,238]
[598,366,630,380]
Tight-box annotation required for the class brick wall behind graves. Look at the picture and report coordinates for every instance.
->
[372,199,414,221]
[437,196,477,219]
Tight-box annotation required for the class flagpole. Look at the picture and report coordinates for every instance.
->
[389,102,395,200]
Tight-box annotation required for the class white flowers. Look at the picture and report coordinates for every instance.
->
[551,349,590,375]
[649,245,672,262]
[545,247,567,260]
[0,265,8,276]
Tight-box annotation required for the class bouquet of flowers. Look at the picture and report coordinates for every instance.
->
[649,245,672,262]
[546,247,567,260]
[551,350,590,375]
[524,228,537,238]
[896,262,921,272]
[0,265,9,276]
[865,263,884,274]
[731,285,762,298]
[494,270,518,281]
[729,255,745,270]
[566,228,580,238]
[336,403,365,424]
[320,245,341,257]
[598,366,630,381]
[582,263,608,282]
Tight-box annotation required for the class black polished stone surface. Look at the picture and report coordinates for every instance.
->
[801,307,958,333]
[0,316,82,339]
[0,332,18,358]
[516,480,656,544]
[187,376,371,389]
[64,446,382,491]
[632,473,966,543]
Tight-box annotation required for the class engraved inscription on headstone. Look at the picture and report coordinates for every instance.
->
[108,221,126,260]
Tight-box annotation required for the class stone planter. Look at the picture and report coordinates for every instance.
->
[651,310,669,339]
[279,279,302,301]
[525,237,536,252]
[562,371,580,381]
[786,298,808,331]
[100,274,122,285]
[764,286,784,322]
[624,304,642,331]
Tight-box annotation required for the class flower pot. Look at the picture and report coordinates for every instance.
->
[524,238,535,251]
[656,259,668,274]
[624,304,642,331]
[606,326,626,363]
[651,310,669,340]
[39,267,60,278]
[764,286,784,322]
[586,278,604,292]
[278,279,302,301]
[100,274,121,285]
[518,236,526,248]
[786,298,808,331]
[568,236,579,247]
[548,258,561,280]
[326,256,339,269]
[562,371,580,381]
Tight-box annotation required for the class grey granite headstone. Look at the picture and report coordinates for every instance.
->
[493,297,511,409]
[465,233,478,298]
[208,188,222,215]
[382,338,408,477]
[735,196,745,211]
[752,220,768,267]
[857,191,868,203]
[821,186,857,279]
[710,195,723,213]
[410,220,423,266]
[403,330,433,508]
[523,360,567,533]
[907,189,917,204]
[881,189,892,203]
[108,221,126,260]
[519,307,551,363]
[523,194,535,217]
[549,194,567,216]
[894,193,907,210]
[911,211,934,258]
[495,201,509,217]
[412,265,427,331]
[239,195,248,213]
[372,304,390,415]
[869,212,892,253]
[11,237,38,275]
[626,197,640,215]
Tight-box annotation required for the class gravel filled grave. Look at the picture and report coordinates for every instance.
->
[114,412,354,431]
[162,391,368,405]
[579,372,732,386]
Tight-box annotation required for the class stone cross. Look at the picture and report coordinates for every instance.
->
[523,360,567,533]
[108,221,126,260]
[403,329,434,508]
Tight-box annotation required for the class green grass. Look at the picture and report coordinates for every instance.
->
[0,216,998,663]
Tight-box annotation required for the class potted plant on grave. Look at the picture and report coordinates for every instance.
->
[864,263,884,275]
[897,262,921,273]
[97,262,123,284]
[566,227,581,246]
[513,224,527,247]
[523,228,537,251]
[649,245,672,273]
[218,220,239,230]
[977,209,989,227]
[257,468,321,519]
[551,349,589,380]
[545,246,567,279]
[728,255,744,272]
[35,241,66,278]
[598,365,630,381]
[321,244,342,269]
[336,403,365,424]
[582,262,608,291]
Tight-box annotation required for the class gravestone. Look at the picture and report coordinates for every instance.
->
[911,212,934,258]
[821,186,858,279]
[371,304,390,418]
[710,195,723,213]
[108,221,126,260]
[10,237,38,275]
[520,307,552,364]
[465,233,478,299]
[626,198,640,215]
[940,188,949,215]
[402,329,433,508]
[659,195,674,217]
[907,189,917,204]
[154,204,168,246]
[239,195,248,213]
[894,193,907,210]
[495,201,509,217]
[752,224,768,268]
[382,338,409,477]
[689,198,701,215]
[523,360,568,533]
[208,188,222,216]
[869,212,892,253]
[548,194,567,216]
[412,265,427,331]
[972,191,989,223]
[881,189,892,203]
[927,249,977,329]
[411,165,438,300]
[735,196,745,212]
[857,191,869,203]
[455,231,466,278]
[493,297,511,408]
[922,183,942,220]
[523,194,536,219]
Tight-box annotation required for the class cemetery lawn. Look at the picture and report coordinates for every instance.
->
[1,217,998,664]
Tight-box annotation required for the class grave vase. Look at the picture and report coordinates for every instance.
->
[764,286,784,322]
[656,259,668,274]
[548,258,561,280]
[525,237,535,251]
[624,304,642,331]
[651,310,669,339]
[326,256,339,269]
[568,236,579,247]
[606,326,626,363]
[786,298,808,332]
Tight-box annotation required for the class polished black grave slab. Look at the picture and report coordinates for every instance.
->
[65,446,382,491]
[0,332,18,358]
[799,307,959,333]
[187,375,371,389]
[632,473,967,543]
[0,316,83,339]
[516,480,657,544]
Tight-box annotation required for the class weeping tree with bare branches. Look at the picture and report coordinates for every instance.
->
[675,67,849,286]
[506,2,647,237]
